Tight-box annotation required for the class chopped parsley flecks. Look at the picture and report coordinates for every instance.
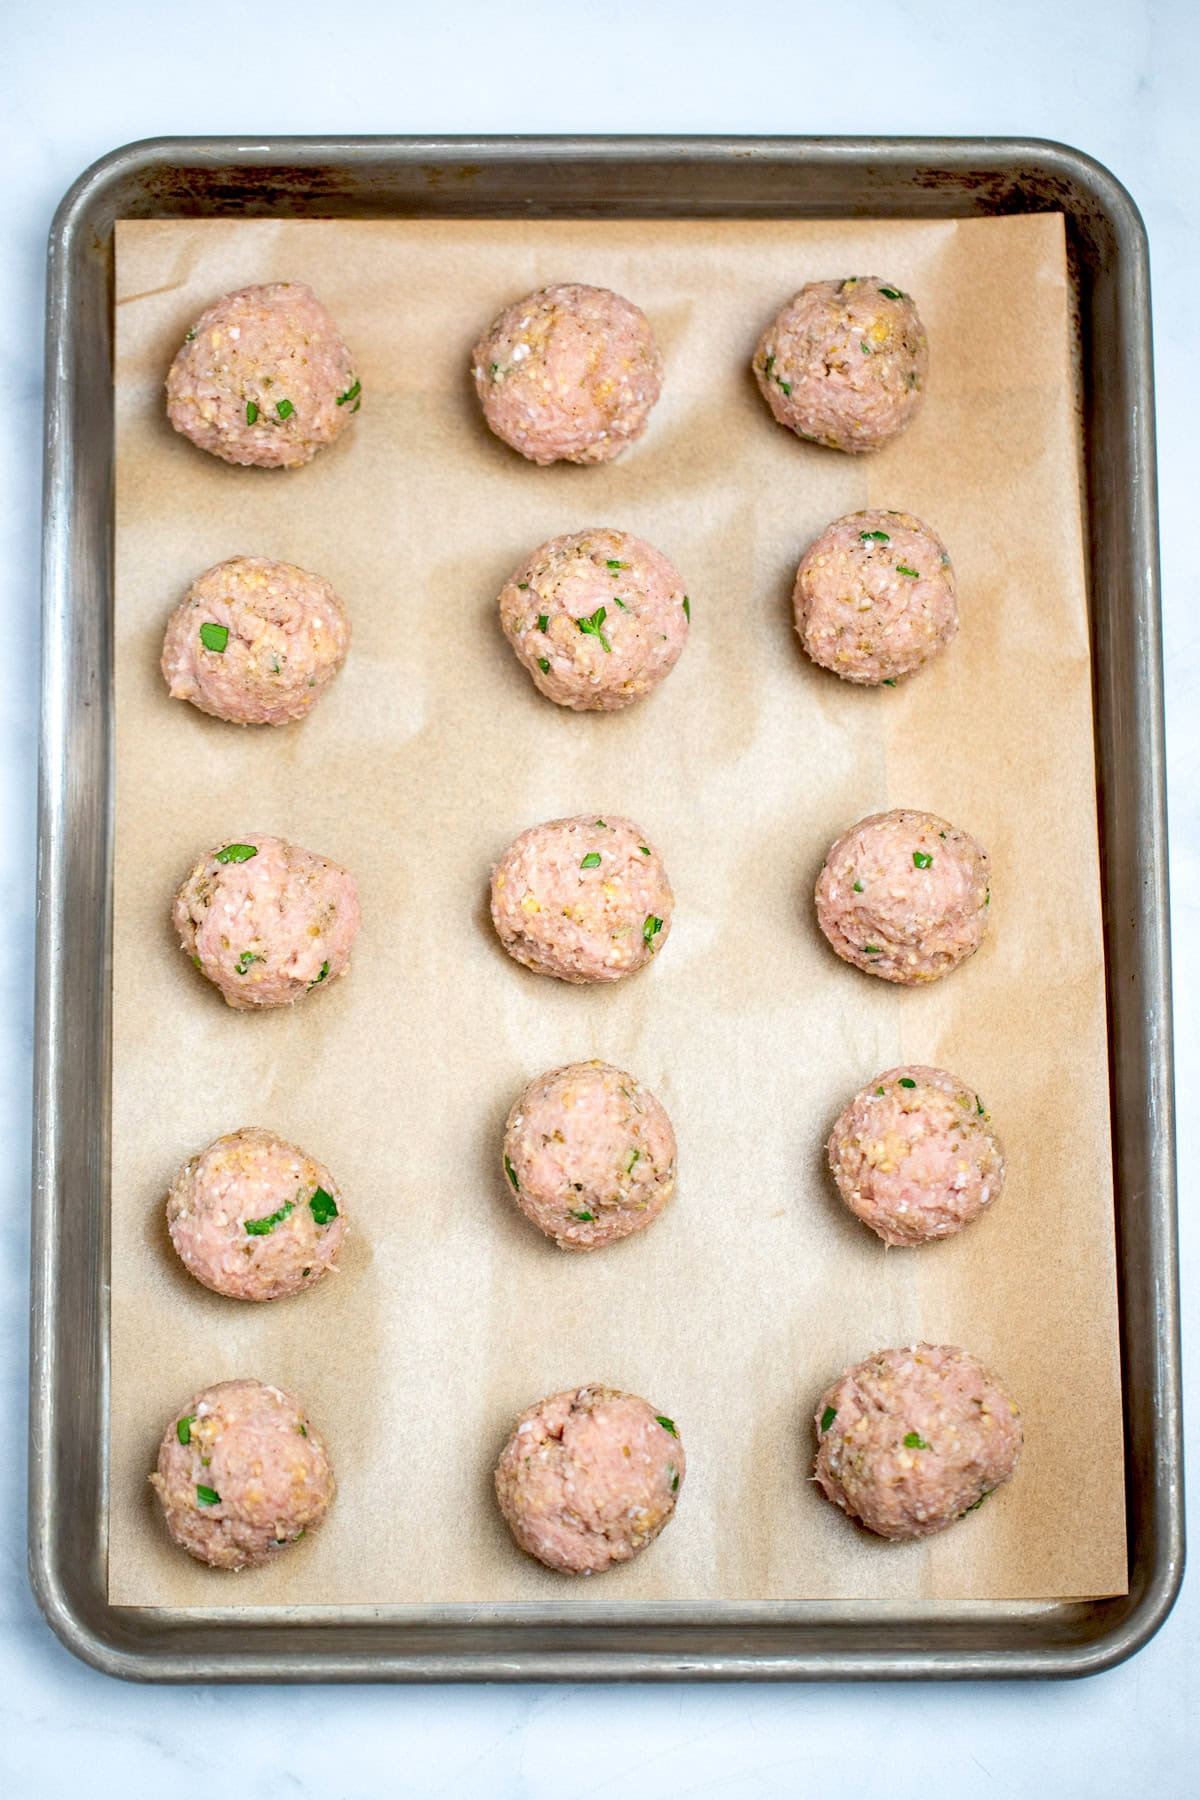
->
[309,1187,339,1226]
[655,1414,678,1437]
[244,1199,295,1236]
[820,1405,837,1433]
[275,399,295,420]
[516,581,529,590]
[860,529,890,543]
[580,852,601,869]
[234,949,261,976]
[336,379,361,407]
[537,658,550,673]
[569,1209,595,1223]
[643,914,664,946]
[606,559,629,573]
[199,621,229,654]
[612,596,629,611]
[577,607,611,652]
[683,595,691,622]
[595,819,607,828]
[639,845,651,856]
[878,286,905,301]
[882,678,897,686]
[626,1148,640,1175]
[196,1485,221,1506]
[963,1489,991,1514]
[903,1432,930,1450]
[176,1415,196,1446]
[245,400,259,424]
[852,880,863,892]
[860,339,873,355]
[864,944,882,955]
[215,842,257,864]
[899,1077,917,1089]
[912,850,933,869]
[875,1087,885,1096]
[896,564,920,579]
[537,614,549,633]
[184,327,196,342]
[504,1155,520,1192]
[977,1097,986,1116]
[309,960,329,989]
[668,1462,679,1491]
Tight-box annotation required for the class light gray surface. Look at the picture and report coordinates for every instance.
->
[2,0,1196,1791]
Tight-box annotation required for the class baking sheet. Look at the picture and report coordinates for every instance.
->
[109,213,1126,1607]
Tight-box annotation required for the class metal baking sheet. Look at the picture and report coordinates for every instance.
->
[31,135,1182,1681]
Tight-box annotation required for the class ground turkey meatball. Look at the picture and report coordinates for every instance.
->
[167,1127,346,1300]
[753,277,927,453]
[166,283,361,469]
[161,555,350,725]
[503,1061,676,1251]
[495,1385,684,1574]
[827,1067,1005,1246]
[499,528,689,712]
[794,510,957,685]
[813,1343,1022,1540]
[490,815,673,984]
[472,283,663,465]
[151,1377,334,1569]
[815,808,990,984]
[173,833,361,1009]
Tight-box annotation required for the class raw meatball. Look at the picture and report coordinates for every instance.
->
[161,555,350,725]
[813,1343,1022,1540]
[490,815,673,984]
[173,833,361,1010]
[827,1066,1005,1246]
[472,283,663,465]
[753,277,927,453]
[495,1385,684,1574]
[151,1377,334,1569]
[166,282,361,469]
[503,1061,677,1251]
[815,808,990,984]
[166,1126,346,1300]
[794,510,957,685]
[499,528,689,712]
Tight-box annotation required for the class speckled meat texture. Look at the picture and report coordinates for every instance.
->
[503,1061,677,1251]
[173,833,361,1009]
[166,1127,346,1300]
[498,527,689,711]
[794,510,957,685]
[472,283,663,465]
[753,276,927,453]
[815,808,991,984]
[151,1378,334,1569]
[827,1066,1005,1246]
[490,814,673,984]
[161,555,350,725]
[495,1385,684,1574]
[166,282,360,468]
[813,1344,1022,1540]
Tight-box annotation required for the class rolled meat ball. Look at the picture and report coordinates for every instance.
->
[167,1126,346,1300]
[173,833,361,1010]
[503,1061,676,1251]
[495,1384,684,1574]
[499,527,689,712]
[151,1378,334,1569]
[815,808,990,984]
[490,814,673,984]
[166,282,361,469]
[161,555,350,725]
[827,1066,1005,1246]
[795,510,957,686]
[813,1343,1022,1540]
[472,283,663,465]
[753,277,927,453]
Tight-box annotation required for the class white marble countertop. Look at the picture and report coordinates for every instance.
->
[1,1,1194,1792]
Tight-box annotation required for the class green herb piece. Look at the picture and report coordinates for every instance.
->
[977,1097,985,1116]
[656,1415,678,1438]
[537,614,549,633]
[302,1268,311,1278]
[297,1423,308,1438]
[580,852,602,870]
[626,1148,640,1175]
[309,1186,339,1225]
[309,960,329,989]
[899,1077,917,1089]
[516,581,529,590]
[763,354,775,377]
[569,1209,595,1223]
[878,285,904,300]
[612,595,629,611]
[606,559,629,572]
[853,880,863,892]
[668,1462,679,1491]
[963,1489,991,1514]
[779,380,792,395]
[860,339,872,354]
[882,678,897,687]
[191,954,201,969]
[184,327,196,342]
[196,1485,221,1506]
[244,1198,295,1236]
[864,944,882,955]
[336,379,361,407]
[985,888,991,905]
[234,949,261,976]
[643,914,664,946]
[276,399,294,420]
[199,621,229,654]
[903,1432,930,1450]
[489,362,499,376]
[820,1405,837,1433]
[271,658,281,674]
[577,606,611,652]
[176,1415,196,1446]
[504,1155,520,1192]
[859,529,890,543]
[595,819,607,828]
[537,658,550,673]
[639,845,651,856]
[215,843,257,864]
[912,850,933,869]
[896,564,920,579]
[246,400,259,425]
[683,595,691,622]
[875,1087,885,1096]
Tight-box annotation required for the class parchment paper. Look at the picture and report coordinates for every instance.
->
[109,212,1126,1607]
